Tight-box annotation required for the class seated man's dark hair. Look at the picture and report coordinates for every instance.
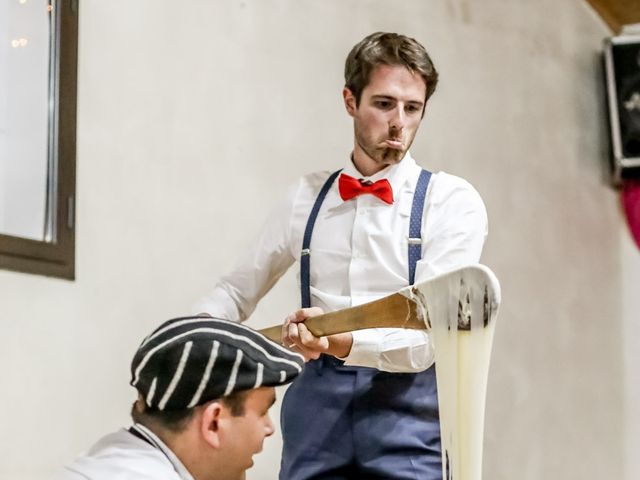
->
[130,390,249,433]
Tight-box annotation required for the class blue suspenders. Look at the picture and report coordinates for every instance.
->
[300,169,342,308]
[408,169,432,284]
[300,168,432,305]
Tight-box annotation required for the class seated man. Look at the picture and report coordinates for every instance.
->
[52,316,304,480]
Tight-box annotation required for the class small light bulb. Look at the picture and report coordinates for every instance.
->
[47,4,53,11]
[19,0,27,4]
[11,38,28,48]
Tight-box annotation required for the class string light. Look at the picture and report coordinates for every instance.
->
[624,92,640,112]
[11,38,28,48]
[19,0,27,4]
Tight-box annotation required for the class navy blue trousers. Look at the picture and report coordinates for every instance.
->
[279,356,442,480]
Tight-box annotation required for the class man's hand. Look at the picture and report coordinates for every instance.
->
[281,307,353,361]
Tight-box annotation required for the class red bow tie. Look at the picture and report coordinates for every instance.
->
[338,174,394,205]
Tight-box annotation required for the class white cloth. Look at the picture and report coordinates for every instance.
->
[50,424,194,480]
[194,153,487,372]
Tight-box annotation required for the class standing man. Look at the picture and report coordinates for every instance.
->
[196,32,487,479]
[51,316,304,480]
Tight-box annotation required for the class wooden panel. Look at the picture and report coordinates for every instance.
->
[586,0,640,33]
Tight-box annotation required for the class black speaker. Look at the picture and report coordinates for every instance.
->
[604,34,640,184]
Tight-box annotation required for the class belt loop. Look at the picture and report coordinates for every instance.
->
[313,355,326,375]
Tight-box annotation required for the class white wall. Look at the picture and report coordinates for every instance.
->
[0,1,638,479]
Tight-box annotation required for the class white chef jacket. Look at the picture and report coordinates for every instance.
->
[194,152,487,372]
[50,424,193,480]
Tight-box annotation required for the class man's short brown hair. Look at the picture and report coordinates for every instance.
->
[344,32,438,106]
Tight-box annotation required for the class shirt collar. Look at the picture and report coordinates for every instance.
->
[342,151,418,195]
[132,423,195,480]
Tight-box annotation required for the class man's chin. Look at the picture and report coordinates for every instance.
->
[248,448,262,466]
[380,148,405,163]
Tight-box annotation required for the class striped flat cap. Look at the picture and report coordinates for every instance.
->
[130,316,304,411]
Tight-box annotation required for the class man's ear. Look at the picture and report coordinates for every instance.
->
[343,87,357,117]
[200,401,224,449]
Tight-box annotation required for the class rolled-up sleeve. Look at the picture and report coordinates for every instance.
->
[344,328,433,372]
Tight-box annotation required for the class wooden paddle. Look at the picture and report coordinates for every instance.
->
[258,264,500,343]
[259,290,425,342]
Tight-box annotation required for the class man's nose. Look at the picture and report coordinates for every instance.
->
[389,106,406,130]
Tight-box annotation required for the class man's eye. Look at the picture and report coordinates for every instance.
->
[375,101,391,108]
[406,105,421,113]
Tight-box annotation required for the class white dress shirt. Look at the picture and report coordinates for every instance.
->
[195,153,487,372]
[50,424,193,480]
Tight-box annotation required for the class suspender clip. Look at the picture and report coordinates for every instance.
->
[301,248,310,256]
[408,237,422,245]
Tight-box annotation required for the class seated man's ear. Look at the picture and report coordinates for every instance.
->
[200,401,225,448]
[132,395,146,413]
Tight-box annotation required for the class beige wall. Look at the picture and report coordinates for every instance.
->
[0,1,638,479]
